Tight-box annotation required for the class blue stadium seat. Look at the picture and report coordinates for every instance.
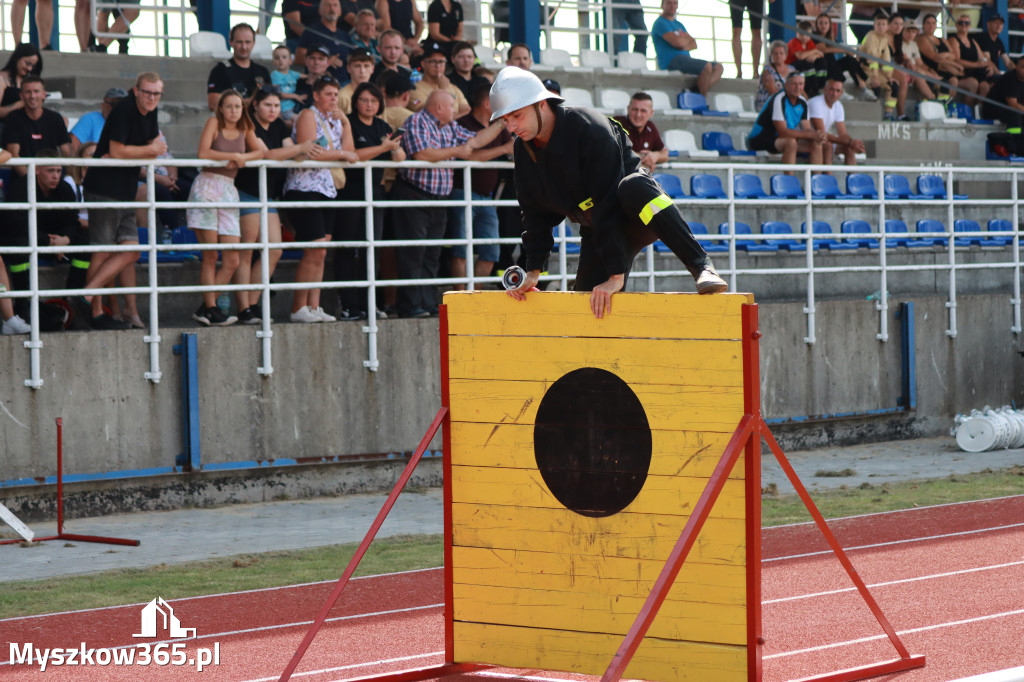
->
[954,219,1004,247]
[718,222,779,252]
[953,102,995,125]
[883,219,932,248]
[761,221,807,251]
[845,173,878,199]
[810,174,855,199]
[677,91,729,116]
[916,174,967,201]
[884,174,927,200]
[689,221,728,253]
[915,219,949,246]
[135,228,191,264]
[840,220,880,249]
[770,174,804,199]
[551,223,581,253]
[986,219,1016,247]
[690,173,727,199]
[702,131,755,156]
[653,172,686,198]
[734,173,776,199]
[801,221,858,250]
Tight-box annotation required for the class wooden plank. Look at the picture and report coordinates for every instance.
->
[451,465,747,519]
[443,291,754,341]
[0,503,33,542]
[453,583,745,644]
[449,379,743,431]
[448,336,743,386]
[451,546,747,604]
[452,503,745,565]
[452,621,747,682]
[450,422,745,480]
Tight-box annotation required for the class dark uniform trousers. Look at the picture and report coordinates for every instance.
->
[391,178,448,316]
[572,169,711,292]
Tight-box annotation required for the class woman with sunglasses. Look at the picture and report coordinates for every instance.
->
[188,89,263,327]
[333,82,405,321]
[950,14,998,103]
[232,86,319,324]
[282,75,359,324]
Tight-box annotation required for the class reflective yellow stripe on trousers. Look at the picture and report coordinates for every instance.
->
[639,193,673,226]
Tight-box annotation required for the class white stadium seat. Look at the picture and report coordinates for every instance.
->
[189,31,232,59]
[713,92,756,119]
[599,88,631,113]
[253,33,274,60]
[562,87,594,108]
[649,90,693,118]
[663,129,719,158]
[616,52,648,71]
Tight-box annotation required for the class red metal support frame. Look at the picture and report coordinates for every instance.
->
[278,405,450,682]
[440,303,456,659]
[601,303,925,682]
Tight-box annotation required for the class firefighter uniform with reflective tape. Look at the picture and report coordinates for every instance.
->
[513,103,711,290]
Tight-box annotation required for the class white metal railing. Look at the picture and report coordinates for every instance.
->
[1,156,1021,390]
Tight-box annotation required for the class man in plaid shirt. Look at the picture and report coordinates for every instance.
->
[393,89,503,317]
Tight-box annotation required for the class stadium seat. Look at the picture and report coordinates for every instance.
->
[551,223,581,253]
[770,174,804,199]
[761,221,807,250]
[712,92,757,119]
[561,87,594,108]
[677,91,728,116]
[845,173,878,199]
[170,226,202,259]
[916,174,967,200]
[654,173,686,198]
[918,100,963,125]
[986,219,1016,246]
[539,48,572,68]
[649,90,692,118]
[136,228,191,264]
[718,222,779,252]
[915,219,949,246]
[689,221,728,253]
[474,44,499,65]
[952,102,995,125]
[663,129,718,158]
[802,221,859,250]
[883,219,932,248]
[840,220,880,248]
[253,33,273,60]
[954,219,1004,247]
[581,49,627,73]
[734,173,775,199]
[884,174,927,200]
[690,173,727,199]
[811,174,855,199]
[971,104,996,125]
[616,52,648,71]
[599,88,631,112]
[189,31,232,59]
[702,131,755,157]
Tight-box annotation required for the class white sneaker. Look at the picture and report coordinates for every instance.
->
[290,305,321,323]
[2,314,31,334]
[312,306,337,322]
[861,87,879,102]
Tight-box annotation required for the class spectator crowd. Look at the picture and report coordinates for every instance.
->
[2,0,1024,334]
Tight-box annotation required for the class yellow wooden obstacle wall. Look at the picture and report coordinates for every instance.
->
[444,291,755,682]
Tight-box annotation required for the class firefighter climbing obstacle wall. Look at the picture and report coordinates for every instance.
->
[442,291,757,682]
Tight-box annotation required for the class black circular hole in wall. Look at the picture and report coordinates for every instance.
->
[533,367,652,518]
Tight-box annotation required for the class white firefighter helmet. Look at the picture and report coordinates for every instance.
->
[489,66,564,122]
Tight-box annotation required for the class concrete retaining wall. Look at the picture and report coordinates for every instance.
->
[1,293,1021,515]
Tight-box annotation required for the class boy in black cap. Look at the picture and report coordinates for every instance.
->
[381,71,416,130]
[411,40,470,115]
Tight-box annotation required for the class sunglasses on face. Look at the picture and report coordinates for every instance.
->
[957,20,971,25]
[260,84,282,94]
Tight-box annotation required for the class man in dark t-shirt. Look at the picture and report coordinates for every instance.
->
[982,58,1024,126]
[1,76,71,179]
[296,0,352,83]
[207,23,272,110]
[976,14,1013,71]
[74,72,166,329]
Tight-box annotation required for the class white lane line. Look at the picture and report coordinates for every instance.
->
[764,521,1024,562]
[0,603,444,667]
[764,607,1024,659]
[0,566,444,623]
[239,651,446,682]
[474,670,593,682]
[950,666,1024,681]
[765,560,1024,604]
[766,493,1024,529]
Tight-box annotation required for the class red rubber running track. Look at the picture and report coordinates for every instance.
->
[2,495,1022,681]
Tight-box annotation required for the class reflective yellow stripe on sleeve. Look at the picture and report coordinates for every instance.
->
[578,197,594,211]
[8,262,29,273]
[71,259,91,269]
[639,193,673,225]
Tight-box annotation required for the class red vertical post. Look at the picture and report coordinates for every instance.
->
[55,417,63,535]
[439,302,455,662]
[741,305,763,682]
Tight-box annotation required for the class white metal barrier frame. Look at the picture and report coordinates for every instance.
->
[0,157,1021,390]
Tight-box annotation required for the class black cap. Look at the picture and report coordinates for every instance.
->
[310,44,331,57]
[349,46,375,62]
[382,72,415,96]
[988,13,1005,22]
[542,78,561,94]
[421,41,446,58]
